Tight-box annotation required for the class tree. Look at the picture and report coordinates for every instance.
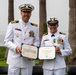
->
[66,0,76,65]
[4,0,14,60]
[39,0,47,65]
[8,0,14,23]
[39,0,47,41]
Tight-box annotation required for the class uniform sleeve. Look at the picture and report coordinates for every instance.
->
[33,27,40,47]
[4,23,17,51]
[60,35,72,56]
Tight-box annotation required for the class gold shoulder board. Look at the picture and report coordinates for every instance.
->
[11,20,19,24]
[59,32,66,35]
[43,33,48,36]
[30,23,38,27]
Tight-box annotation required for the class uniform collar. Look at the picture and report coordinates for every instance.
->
[20,19,30,26]
[49,31,59,37]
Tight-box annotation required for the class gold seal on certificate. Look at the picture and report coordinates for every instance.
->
[39,47,55,59]
[22,45,38,59]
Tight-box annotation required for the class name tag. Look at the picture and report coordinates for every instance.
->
[15,28,22,31]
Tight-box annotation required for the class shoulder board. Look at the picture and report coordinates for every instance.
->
[59,32,66,35]
[43,33,48,36]
[11,20,19,24]
[30,23,38,27]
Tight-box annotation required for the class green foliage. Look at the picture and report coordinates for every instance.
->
[0,46,6,61]
[0,61,8,66]
[35,60,39,65]
[0,46,7,66]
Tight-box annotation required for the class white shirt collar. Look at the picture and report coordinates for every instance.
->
[19,19,30,26]
[48,31,59,36]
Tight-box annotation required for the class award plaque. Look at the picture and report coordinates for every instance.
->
[21,45,55,60]
[39,47,55,59]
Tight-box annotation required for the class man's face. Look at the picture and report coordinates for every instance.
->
[21,11,31,22]
[48,24,58,33]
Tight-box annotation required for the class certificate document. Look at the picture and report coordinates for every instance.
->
[39,47,55,59]
[21,45,55,60]
[22,45,38,59]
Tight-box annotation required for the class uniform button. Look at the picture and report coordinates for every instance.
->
[24,25,26,27]
[24,38,26,40]
[16,33,19,37]
[24,32,26,34]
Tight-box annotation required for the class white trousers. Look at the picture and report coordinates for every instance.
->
[8,65,33,75]
[43,68,65,75]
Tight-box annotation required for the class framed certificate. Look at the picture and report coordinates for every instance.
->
[39,47,55,59]
[21,45,55,60]
[22,45,38,59]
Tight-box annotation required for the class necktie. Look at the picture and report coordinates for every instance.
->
[51,34,55,37]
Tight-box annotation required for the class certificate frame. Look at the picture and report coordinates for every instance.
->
[21,44,55,60]
[39,46,55,60]
[21,44,38,59]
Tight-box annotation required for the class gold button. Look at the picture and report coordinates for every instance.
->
[24,32,26,34]
[24,38,26,40]
[16,33,19,37]
[24,25,26,27]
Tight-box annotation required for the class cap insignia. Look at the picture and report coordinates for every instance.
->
[50,18,55,22]
[26,5,28,8]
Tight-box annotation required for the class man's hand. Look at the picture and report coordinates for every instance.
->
[27,58,33,61]
[16,46,22,54]
[55,47,61,54]
[30,44,34,46]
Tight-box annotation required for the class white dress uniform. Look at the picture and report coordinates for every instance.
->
[41,31,72,75]
[4,19,39,75]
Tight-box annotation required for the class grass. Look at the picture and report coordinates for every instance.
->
[0,46,7,66]
[0,46,6,60]
[0,61,7,66]
[35,60,39,65]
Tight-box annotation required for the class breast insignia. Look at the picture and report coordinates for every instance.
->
[30,23,38,27]
[59,32,66,35]
[11,20,19,24]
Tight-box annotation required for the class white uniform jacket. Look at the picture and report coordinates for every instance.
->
[4,19,40,68]
[41,31,72,70]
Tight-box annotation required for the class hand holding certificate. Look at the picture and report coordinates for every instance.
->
[21,45,55,60]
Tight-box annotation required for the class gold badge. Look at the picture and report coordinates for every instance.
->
[26,5,28,8]
[51,18,55,22]
[16,33,19,37]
